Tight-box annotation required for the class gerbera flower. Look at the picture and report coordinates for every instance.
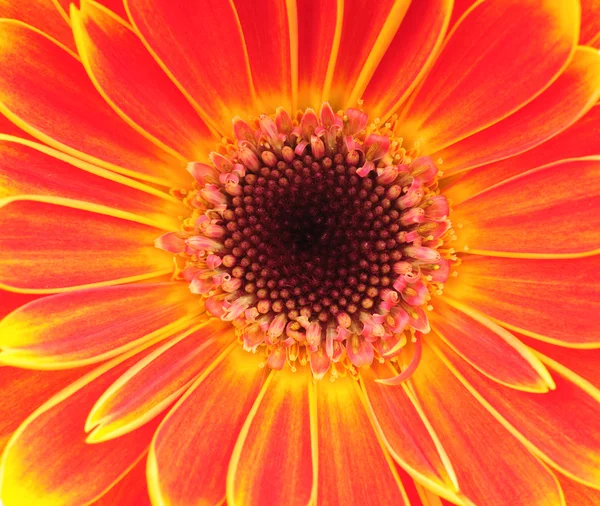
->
[1,0,599,505]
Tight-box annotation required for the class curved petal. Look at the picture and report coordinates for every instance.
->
[71,0,216,162]
[55,0,128,19]
[0,341,166,506]
[0,20,184,186]
[362,0,453,120]
[125,0,256,133]
[0,196,173,293]
[86,319,234,442]
[0,136,184,227]
[446,104,600,205]
[434,46,600,177]
[430,335,600,489]
[330,0,411,109]
[559,474,600,505]
[402,0,579,152]
[444,255,600,347]
[430,299,554,392]
[581,0,600,46]
[408,340,564,506]
[0,0,75,50]
[452,159,600,257]
[297,0,341,108]
[234,0,296,112]
[0,291,41,319]
[90,457,151,506]
[0,283,202,369]
[361,363,462,503]
[315,375,409,505]
[148,347,266,506]
[228,368,315,506]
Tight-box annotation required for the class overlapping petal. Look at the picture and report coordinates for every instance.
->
[444,255,600,347]
[148,347,266,506]
[431,336,600,489]
[125,0,257,133]
[0,283,202,368]
[0,197,173,292]
[228,368,315,506]
[315,375,409,505]
[581,0,600,46]
[434,47,600,177]
[403,0,579,152]
[0,19,185,186]
[408,340,564,506]
[86,319,234,442]
[451,158,600,257]
[56,0,128,19]
[91,457,151,506]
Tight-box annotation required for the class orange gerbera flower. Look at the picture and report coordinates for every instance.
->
[1,0,600,505]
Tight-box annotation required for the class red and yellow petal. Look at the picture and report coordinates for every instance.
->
[581,0,600,47]
[434,46,600,177]
[0,341,165,506]
[361,363,462,503]
[0,19,184,186]
[0,283,202,369]
[559,474,600,505]
[228,368,315,506]
[71,0,217,162]
[55,0,128,19]
[148,347,266,506]
[125,0,257,134]
[444,255,600,347]
[362,0,453,121]
[315,375,409,505]
[86,319,234,442]
[0,196,173,293]
[90,457,151,506]
[431,336,600,489]
[409,340,564,506]
[452,158,600,257]
[234,0,296,113]
[430,299,554,392]
[0,136,184,226]
[403,0,579,153]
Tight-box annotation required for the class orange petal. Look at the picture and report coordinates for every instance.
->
[228,368,315,506]
[452,159,600,257]
[0,282,202,368]
[434,46,600,177]
[297,0,341,109]
[235,0,296,112]
[403,0,578,152]
[148,347,266,506]
[559,473,600,505]
[0,341,166,506]
[361,363,461,503]
[581,0,600,46]
[408,339,564,506]
[430,335,600,489]
[90,457,151,506]
[125,0,256,133]
[0,365,94,454]
[0,196,173,293]
[330,0,411,110]
[0,20,184,186]
[71,1,216,162]
[0,111,35,141]
[430,299,555,392]
[445,104,600,205]
[0,136,184,226]
[361,0,453,120]
[86,319,234,442]
[315,375,409,505]
[0,291,41,319]
[55,0,128,19]
[444,255,600,347]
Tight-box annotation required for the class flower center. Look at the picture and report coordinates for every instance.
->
[157,104,456,381]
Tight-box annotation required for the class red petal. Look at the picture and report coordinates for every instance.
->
[0,197,173,292]
[126,0,256,133]
[581,0,600,47]
[444,255,600,347]
[149,347,266,506]
[0,283,201,368]
[55,0,128,19]
[559,473,600,505]
[228,368,315,506]
[409,339,563,506]
[434,47,600,177]
[315,375,409,505]
[403,0,578,152]
[90,457,151,506]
